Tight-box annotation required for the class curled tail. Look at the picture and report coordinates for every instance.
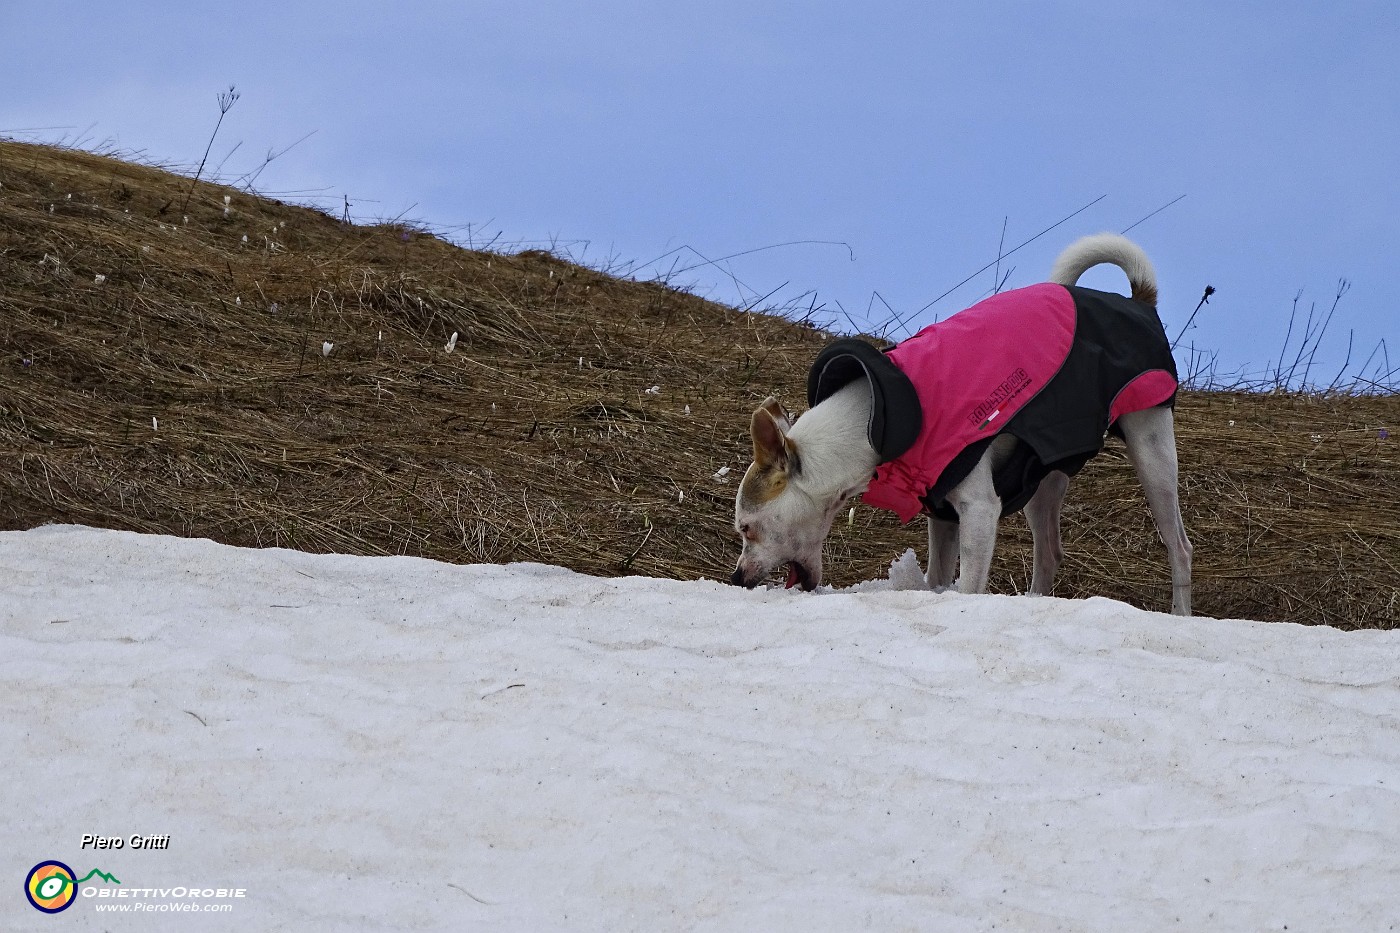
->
[1049,233,1158,306]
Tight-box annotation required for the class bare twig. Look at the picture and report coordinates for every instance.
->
[892,193,1108,335]
[1120,194,1188,235]
[1170,285,1216,350]
[181,85,240,214]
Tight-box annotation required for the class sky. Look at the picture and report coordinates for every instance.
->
[7,525,1400,928]
[3,1,1397,387]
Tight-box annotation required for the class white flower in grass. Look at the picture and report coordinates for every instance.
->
[322,341,334,357]
[712,466,731,482]
[93,274,106,285]
[445,332,459,353]
[645,385,661,396]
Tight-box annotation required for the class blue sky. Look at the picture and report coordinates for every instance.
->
[4,1,1396,386]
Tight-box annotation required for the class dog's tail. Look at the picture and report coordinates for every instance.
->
[1049,233,1158,306]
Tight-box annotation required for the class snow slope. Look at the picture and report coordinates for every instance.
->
[4,525,1398,930]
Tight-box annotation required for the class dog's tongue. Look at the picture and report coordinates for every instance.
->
[785,564,799,589]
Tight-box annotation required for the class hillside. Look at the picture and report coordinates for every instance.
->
[2,140,1397,627]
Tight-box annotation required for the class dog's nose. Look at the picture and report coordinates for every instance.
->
[729,567,754,588]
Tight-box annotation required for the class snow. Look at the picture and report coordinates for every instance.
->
[5,524,1399,930]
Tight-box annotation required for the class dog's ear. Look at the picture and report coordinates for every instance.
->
[750,405,799,474]
[758,396,794,434]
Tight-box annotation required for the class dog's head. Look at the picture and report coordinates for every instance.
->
[730,397,860,591]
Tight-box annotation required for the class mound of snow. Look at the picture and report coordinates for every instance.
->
[4,526,1398,930]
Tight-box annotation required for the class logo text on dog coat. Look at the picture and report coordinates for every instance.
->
[971,368,1032,430]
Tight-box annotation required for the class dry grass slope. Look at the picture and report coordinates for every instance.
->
[2,141,1397,628]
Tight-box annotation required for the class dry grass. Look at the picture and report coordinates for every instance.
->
[2,141,1397,628]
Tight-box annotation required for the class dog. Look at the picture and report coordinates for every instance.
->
[730,233,1192,616]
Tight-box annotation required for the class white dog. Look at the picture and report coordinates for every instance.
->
[731,233,1192,615]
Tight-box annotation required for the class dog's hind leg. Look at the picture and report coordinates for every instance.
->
[1117,407,1193,616]
[926,516,959,590]
[1024,470,1070,596]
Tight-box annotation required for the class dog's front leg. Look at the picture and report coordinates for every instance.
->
[925,516,958,590]
[944,452,1002,595]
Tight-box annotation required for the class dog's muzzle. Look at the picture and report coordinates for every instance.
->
[730,562,817,591]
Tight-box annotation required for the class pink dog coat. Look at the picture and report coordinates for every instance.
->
[808,284,1178,523]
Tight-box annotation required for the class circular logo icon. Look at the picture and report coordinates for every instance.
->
[25,861,78,913]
